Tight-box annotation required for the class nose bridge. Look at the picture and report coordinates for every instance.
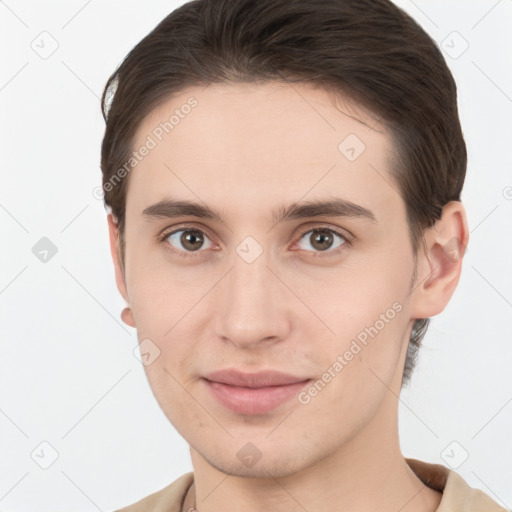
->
[214,237,289,347]
[231,242,269,300]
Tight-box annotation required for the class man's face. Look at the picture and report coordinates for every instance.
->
[117,81,420,477]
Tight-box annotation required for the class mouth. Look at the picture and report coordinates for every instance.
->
[202,369,312,415]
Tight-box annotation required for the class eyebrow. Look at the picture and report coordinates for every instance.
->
[142,196,377,225]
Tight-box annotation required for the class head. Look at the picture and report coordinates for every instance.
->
[101,0,468,477]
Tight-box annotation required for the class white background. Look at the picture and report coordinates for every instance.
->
[1,0,511,510]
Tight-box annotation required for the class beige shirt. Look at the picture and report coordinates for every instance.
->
[115,458,508,512]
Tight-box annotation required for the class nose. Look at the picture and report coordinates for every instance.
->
[213,243,292,350]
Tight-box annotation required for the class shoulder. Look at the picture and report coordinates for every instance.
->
[439,470,509,512]
[114,472,194,512]
[406,458,508,512]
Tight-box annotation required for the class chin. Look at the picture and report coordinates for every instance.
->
[197,441,317,480]
[210,457,303,479]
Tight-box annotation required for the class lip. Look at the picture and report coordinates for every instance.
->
[205,369,309,387]
[203,369,311,415]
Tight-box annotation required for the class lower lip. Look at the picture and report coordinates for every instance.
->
[203,378,311,415]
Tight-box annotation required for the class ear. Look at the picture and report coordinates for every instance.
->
[107,213,136,328]
[409,201,469,319]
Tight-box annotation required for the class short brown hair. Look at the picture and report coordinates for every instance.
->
[100,0,467,387]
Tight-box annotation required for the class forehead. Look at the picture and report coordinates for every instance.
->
[128,81,403,225]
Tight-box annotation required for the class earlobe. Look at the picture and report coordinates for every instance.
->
[121,306,136,328]
[409,201,469,319]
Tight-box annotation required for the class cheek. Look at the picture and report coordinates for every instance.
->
[304,253,411,382]
[142,360,195,436]
[126,260,193,333]
[299,298,407,434]
[138,327,200,421]
[297,256,409,337]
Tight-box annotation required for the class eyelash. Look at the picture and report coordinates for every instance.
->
[158,224,352,259]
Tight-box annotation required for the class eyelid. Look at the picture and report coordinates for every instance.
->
[158,222,216,242]
[291,222,353,245]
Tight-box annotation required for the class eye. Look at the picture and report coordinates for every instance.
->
[295,227,348,254]
[159,224,350,259]
[163,228,214,254]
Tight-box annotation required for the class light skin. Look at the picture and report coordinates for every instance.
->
[107,81,469,512]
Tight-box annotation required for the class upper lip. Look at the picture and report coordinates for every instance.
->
[204,369,310,388]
